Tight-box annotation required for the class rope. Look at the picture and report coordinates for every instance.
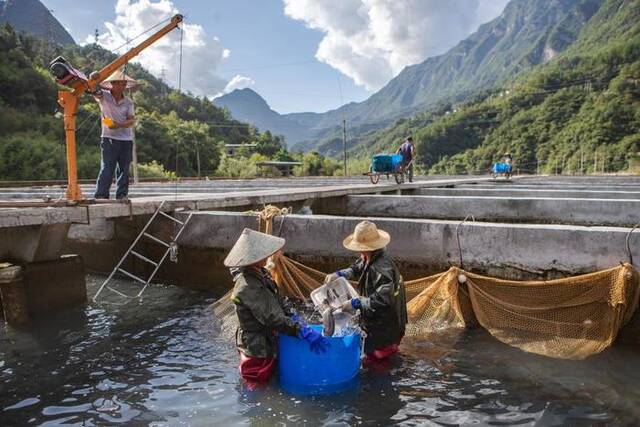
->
[110,17,173,53]
[178,27,184,93]
[455,214,475,269]
[246,205,292,234]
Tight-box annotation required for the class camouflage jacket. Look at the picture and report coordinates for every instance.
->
[341,249,407,353]
[230,267,299,358]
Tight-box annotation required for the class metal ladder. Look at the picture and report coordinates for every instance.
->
[93,200,193,301]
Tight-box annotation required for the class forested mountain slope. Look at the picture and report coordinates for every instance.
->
[0,0,74,45]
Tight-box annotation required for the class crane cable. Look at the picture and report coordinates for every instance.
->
[174,25,184,204]
[169,25,184,263]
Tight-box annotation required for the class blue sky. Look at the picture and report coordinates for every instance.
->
[40,0,507,114]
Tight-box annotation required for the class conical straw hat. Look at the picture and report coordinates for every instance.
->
[224,228,285,267]
[100,69,137,89]
[343,220,390,252]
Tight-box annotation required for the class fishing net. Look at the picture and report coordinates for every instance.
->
[406,265,639,359]
[212,206,640,359]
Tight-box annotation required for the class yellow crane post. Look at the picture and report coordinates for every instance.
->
[50,14,183,201]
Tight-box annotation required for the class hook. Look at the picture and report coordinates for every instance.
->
[625,222,640,265]
[276,207,291,237]
[455,214,475,270]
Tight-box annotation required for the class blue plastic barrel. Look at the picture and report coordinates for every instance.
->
[278,325,361,395]
[391,154,403,171]
[372,154,392,173]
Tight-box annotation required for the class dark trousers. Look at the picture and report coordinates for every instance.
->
[402,161,413,182]
[95,137,132,199]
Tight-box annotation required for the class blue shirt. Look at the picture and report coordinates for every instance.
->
[398,141,414,162]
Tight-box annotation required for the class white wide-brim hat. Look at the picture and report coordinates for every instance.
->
[343,220,390,252]
[224,228,285,268]
[100,69,137,89]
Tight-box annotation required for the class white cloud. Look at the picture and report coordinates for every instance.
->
[89,0,231,97]
[283,0,509,91]
[222,75,256,93]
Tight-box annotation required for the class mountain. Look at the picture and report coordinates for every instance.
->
[336,0,640,175]
[0,0,75,45]
[213,88,311,146]
[290,0,604,153]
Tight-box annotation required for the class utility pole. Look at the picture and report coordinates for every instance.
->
[160,67,167,96]
[536,159,540,175]
[94,28,100,46]
[196,141,201,178]
[342,119,348,177]
[580,150,584,174]
[554,158,558,175]
[602,154,605,174]
[593,150,598,175]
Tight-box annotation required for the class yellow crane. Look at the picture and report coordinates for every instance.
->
[49,14,183,201]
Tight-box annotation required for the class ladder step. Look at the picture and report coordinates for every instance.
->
[107,286,131,298]
[159,211,184,225]
[143,232,170,247]
[117,268,147,284]
[130,250,158,266]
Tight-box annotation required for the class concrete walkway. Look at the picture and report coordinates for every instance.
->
[0,176,498,228]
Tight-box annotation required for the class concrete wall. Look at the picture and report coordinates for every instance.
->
[175,211,640,279]
[345,195,640,226]
[461,184,640,191]
[0,223,71,263]
[65,215,233,294]
[414,188,640,199]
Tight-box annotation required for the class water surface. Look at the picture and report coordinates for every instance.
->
[1,276,638,425]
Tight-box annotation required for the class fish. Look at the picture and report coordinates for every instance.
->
[321,299,335,337]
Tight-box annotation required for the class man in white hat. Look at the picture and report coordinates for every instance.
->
[225,228,328,383]
[93,69,137,200]
[325,221,407,362]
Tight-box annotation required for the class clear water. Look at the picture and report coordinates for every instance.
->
[1,276,639,426]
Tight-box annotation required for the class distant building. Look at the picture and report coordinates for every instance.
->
[255,161,302,177]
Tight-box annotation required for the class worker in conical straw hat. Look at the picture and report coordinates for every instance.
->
[225,228,329,384]
[325,220,407,362]
[92,68,137,200]
[99,69,138,89]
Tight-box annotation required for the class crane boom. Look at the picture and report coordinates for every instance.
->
[53,14,183,200]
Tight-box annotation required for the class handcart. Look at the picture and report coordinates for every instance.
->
[492,162,513,179]
[364,154,409,184]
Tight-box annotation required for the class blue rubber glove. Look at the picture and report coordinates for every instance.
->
[340,297,362,314]
[298,325,330,354]
[291,313,307,328]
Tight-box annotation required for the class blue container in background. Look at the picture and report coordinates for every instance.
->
[278,325,361,395]
[493,162,512,174]
[372,154,392,173]
[391,154,403,170]
[372,154,403,173]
